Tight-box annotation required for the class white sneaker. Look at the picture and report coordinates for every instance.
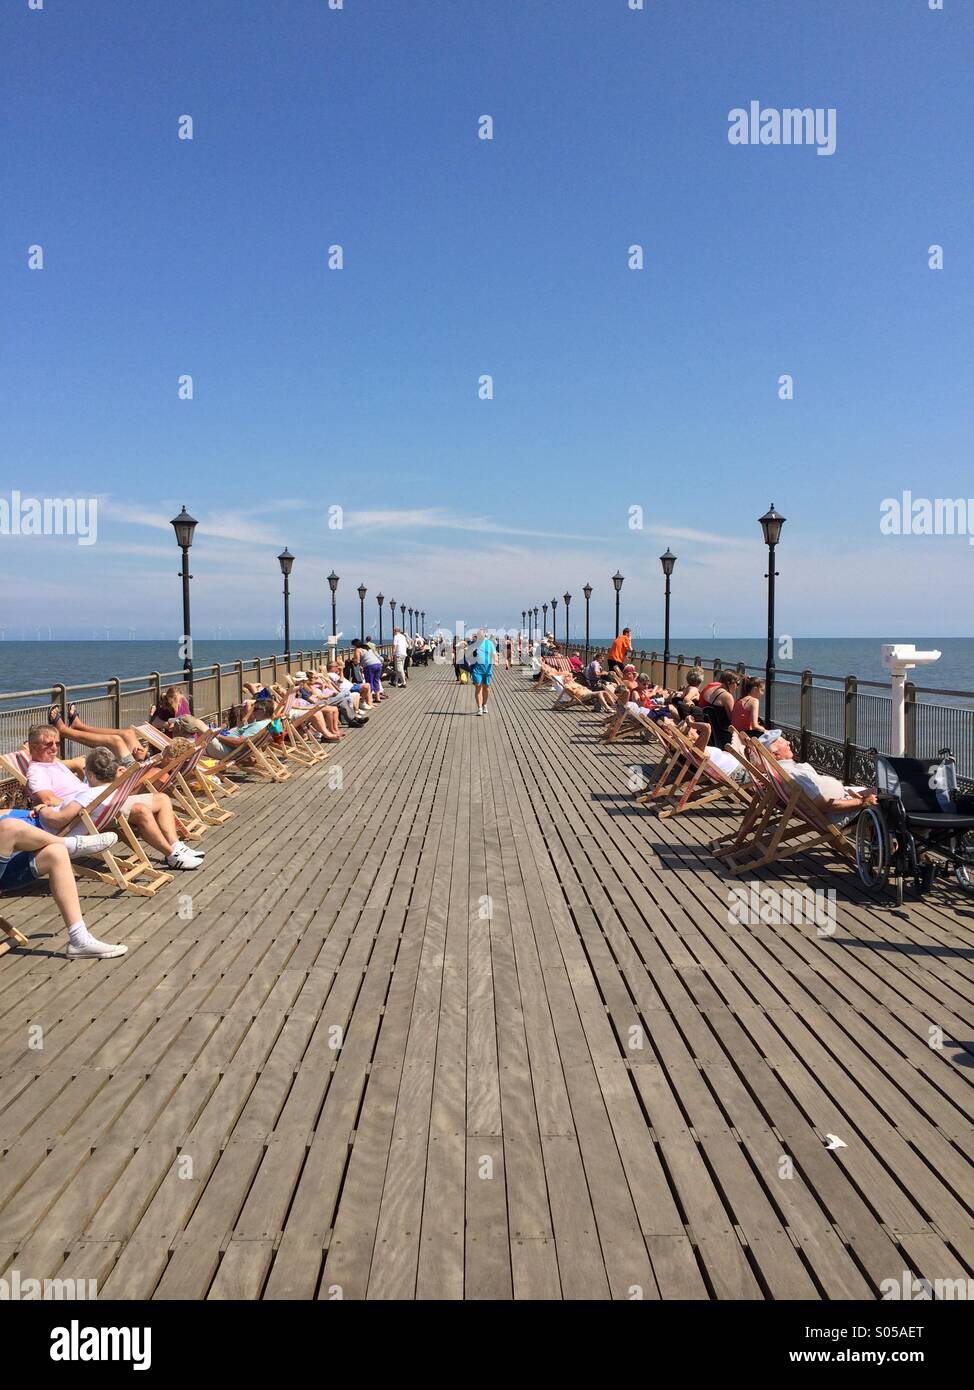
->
[67,832,118,859]
[476,706,483,716]
[67,937,128,959]
[167,846,204,870]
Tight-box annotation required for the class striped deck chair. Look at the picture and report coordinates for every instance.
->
[283,701,332,766]
[550,671,600,711]
[141,740,212,841]
[136,722,238,816]
[537,656,574,690]
[56,760,175,896]
[270,690,324,767]
[202,723,292,784]
[601,700,660,743]
[637,722,754,820]
[2,752,175,898]
[717,737,858,875]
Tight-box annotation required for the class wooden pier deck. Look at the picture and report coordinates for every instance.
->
[1,663,973,1300]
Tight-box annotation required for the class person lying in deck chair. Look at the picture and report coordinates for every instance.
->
[273,682,343,742]
[46,705,149,763]
[0,812,124,958]
[31,742,204,870]
[759,731,877,826]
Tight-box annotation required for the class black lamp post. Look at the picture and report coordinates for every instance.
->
[400,603,406,633]
[533,607,539,646]
[583,583,592,663]
[388,597,395,644]
[357,584,367,639]
[551,597,558,647]
[408,607,414,638]
[659,549,676,689]
[278,547,295,658]
[421,611,425,638]
[171,506,198,709]
[377,592,385,646]
[327,570,339,645]
[542,602,548,639]
[563,592,571,649]
[759,504,786,723]
[612,570,624,635]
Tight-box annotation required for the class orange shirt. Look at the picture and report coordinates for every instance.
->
[608,634,631,663]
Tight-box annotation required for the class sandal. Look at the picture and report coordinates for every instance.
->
[65,704,79,727]
[48,705,62,727]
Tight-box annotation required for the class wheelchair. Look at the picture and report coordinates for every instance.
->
[855,748,974,905]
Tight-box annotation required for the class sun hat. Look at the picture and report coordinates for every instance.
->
[294,671,308,680]
[758,729,783,746]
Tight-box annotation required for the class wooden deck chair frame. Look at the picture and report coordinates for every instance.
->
[135,723,236,821]
[59,760,175,897]
[282,704,332,766]
[3,749,175,897]
[637,722,754,819]
[145,742,215,841]
[551,673,600,711]
[203,724,292,784]
[718,737,858,876]
[537,656,574,690]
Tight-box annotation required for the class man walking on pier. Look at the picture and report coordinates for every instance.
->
[391,626,408,687]
[468,629,496,716]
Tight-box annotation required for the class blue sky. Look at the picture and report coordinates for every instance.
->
[3,0,972,640]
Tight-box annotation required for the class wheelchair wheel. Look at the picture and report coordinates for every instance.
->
[856,807,890,891]
[955,831,974,895]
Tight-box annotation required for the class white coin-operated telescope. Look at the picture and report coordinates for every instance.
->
[882,644,941,756]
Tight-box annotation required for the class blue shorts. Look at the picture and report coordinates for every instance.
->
[0,851,39,892]
[470,664,492,686]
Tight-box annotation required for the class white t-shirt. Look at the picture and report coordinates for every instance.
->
[392,633,408,657]
[782,760,848,802]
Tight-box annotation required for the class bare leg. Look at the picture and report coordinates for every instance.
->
[55,715,143,755]
[0,820,82,927]
[126,802,175,856]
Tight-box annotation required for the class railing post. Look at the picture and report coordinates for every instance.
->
[235,660,244,711]
[676,653,685,688]
[214,663,221,720]
[150,671,161,715]
[714,656,722,675]
[274,654,280,684]
[905,679,917,756]
[843,675,857,782]
[799,668,813,761]
[52,682,66,723]
[111,677,121,728]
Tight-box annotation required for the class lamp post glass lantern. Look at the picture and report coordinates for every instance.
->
[659,549,676,689]
[583,583,592,663]
[759,504,786,723]
[278,547,295,658]
[612,570,624,636]
[170,506,198,708]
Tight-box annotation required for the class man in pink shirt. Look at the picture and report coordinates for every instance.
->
[26,728,203,871]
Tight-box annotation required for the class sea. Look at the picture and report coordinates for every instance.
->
[0,636,972,700]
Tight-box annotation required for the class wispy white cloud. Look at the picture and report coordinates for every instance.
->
[99,498,297,546]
